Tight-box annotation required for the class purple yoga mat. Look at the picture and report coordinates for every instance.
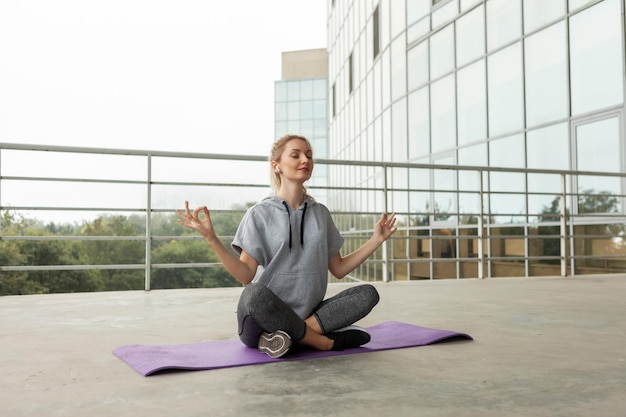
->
[113,321,472,376]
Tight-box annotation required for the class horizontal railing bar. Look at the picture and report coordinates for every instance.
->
[1,176,271,189]
[0,264,146,272]
[151,262,225,269]
[0,206,146,212]
[2,176,146,185]
[151,181,268,188]
[3,142,626,178]
[4,233,620,241]
[1,235,146,241]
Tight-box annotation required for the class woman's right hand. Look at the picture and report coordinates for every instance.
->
[176,201,218,243]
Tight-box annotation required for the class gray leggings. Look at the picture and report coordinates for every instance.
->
[237,283,380,348]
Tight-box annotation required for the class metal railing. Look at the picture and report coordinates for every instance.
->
[1,142,625,292]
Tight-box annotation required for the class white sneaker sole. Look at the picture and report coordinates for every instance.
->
[258,330,292,359]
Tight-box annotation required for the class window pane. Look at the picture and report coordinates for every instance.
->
[300,80,314,100]
[391,98,407,162]
[457,59,487,145]
[382,49,391,110]
[409,166,430,191]
[407,17,430,45]
[576,117,620,172]
[458,143,487,167]
[287,102,299,120]
[407,0,430,26]
[486,0,521,52]
[382,108,391,161]
[488,43,524,136]
[313,79,326,99]
[391,35,407,101]
[433,156,457,222]
[524,22,567,127]
[461,0,482,12]
[275,102,288,121]
[570,0,624,115]
[489,183,526,212]
[313,100,326,119]
[299,100,313,119]
[407,41,429,91]
[457,145,486,218]
[374,61,382,116]
[275,82,287,101]
[456,4,484,67]
[430,24,454,80]
[524,0,565,33]
[576,116,621,196]
[300,120,313,138]
[569,0,596,12]
[287,81,299,101]
[390,0,405,38]
[431,75,456,152]
[527,123,568,170]
[528,172,563,221]
[408,87,430,160]
[573,224,626,273]
[432,0,458,28]
[490,134,526,220]
[459,191,481,217]
[489,134,524,168]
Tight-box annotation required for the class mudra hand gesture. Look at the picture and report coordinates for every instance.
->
[176,201,217,243]
[374,212,398,243]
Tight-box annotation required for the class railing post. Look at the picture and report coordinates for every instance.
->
[382,164,389,282]
[145,154,152,291]
[560,173,567,277]
[477,170,484,279]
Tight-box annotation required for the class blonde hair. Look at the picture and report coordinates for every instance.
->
[269,134,313,196]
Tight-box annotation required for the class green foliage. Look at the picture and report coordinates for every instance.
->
[0,208,246,295]
[577,189,619,214]
[151,240,237,289]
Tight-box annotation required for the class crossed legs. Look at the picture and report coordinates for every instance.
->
[237,283,379,351]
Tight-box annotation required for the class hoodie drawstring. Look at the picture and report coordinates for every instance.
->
[300,202,307,248]
[282,201,292,251]
[282,200,308,251]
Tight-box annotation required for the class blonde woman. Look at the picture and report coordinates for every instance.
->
[177,134,397,358]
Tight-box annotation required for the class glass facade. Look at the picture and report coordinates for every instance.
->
[327,0,626,279]
[275,78,329,201]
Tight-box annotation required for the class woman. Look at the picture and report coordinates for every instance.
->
[177,134,397,358]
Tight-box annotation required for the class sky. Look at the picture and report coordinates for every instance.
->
[0,0,327,157]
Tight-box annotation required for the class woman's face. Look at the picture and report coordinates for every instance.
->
[277,138,314,181]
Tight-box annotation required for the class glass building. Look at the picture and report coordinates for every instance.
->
[275,49,330,201]
[326,0,626,279]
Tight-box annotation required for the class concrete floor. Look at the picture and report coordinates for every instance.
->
[1,275,625,417]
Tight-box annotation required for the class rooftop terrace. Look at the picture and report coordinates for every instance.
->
[2,275,624,417]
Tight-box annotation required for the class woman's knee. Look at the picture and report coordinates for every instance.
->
[239,283,271,308]
[361,284,380,307]
[241,282,264,299]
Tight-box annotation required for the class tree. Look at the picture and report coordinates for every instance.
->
[2,211,42,294]
[151,239,238,289]
[79,215,145,290]
[1,210,104,294]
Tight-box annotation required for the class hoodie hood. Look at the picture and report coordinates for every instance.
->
[260,195,316,250]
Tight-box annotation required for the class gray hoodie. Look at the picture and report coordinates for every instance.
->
[231,195,344,318]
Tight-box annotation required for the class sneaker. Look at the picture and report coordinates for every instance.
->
[258,330,292,359]
[327,325,371,351]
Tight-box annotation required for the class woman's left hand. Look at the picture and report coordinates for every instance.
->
[374,212,398,242]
